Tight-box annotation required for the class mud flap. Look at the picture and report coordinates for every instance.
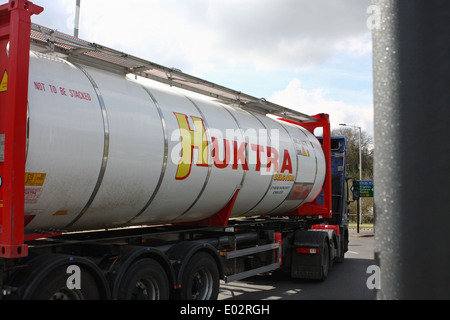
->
[291,230,330,280]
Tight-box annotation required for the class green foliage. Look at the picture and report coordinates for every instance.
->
[331,127,373,180]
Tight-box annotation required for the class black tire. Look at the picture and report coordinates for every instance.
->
[117,258,170,300]
[319,239,330,281]
[329,239,335,271]
[28,265,102,300]
[178,252,219,300]
[336,230,349,263]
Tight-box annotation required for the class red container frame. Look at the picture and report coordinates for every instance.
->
[0,0,43,258]
[279,113,333,219]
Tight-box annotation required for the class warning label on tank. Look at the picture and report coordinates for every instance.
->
[25,187,43,204]
[25,172,47,187]
[0,70,7,92]
[269,185,291,196]
[52,210,68,216]
[287,183,312,201]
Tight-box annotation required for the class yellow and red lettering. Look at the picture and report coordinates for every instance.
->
[266,146,279,173]
[212,137,230,169]
[233,141,249,171]
[173,112,297,180]
[280,149,293,174]
[174,112,209,180]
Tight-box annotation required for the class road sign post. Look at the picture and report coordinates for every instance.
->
[350,180,374,233]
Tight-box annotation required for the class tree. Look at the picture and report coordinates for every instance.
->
[331,127,373,180]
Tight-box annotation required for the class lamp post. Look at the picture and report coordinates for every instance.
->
[74,0,81,38]
[340,124,362,230]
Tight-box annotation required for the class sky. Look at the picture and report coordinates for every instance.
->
[4,0,374,136]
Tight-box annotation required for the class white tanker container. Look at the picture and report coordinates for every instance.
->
[23,51,326,234]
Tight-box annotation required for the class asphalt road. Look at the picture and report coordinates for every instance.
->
[218,231,376,300]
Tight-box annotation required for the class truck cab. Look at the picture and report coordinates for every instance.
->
[329,136,349,256]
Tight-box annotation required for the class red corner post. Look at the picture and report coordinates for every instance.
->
[0,0,43,258]
[279,113,333,219]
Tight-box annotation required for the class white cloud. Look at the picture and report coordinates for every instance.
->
[29,0,371,74]
[269,78,373,135]
[337,33,373,57]
[26,0,374,135]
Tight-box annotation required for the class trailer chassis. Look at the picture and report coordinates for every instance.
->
[1,215,344,299]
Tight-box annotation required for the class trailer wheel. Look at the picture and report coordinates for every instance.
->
[117,258,170,300]
[291,230,332,280]
[335,230,348,263]
[178,252,219,300]
[5,254,109,300]
[319,239,330,281]
[27,265,103,300]
[7,257,105,300]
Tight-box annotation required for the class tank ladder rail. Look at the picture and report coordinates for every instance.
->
[29,23,317,124]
